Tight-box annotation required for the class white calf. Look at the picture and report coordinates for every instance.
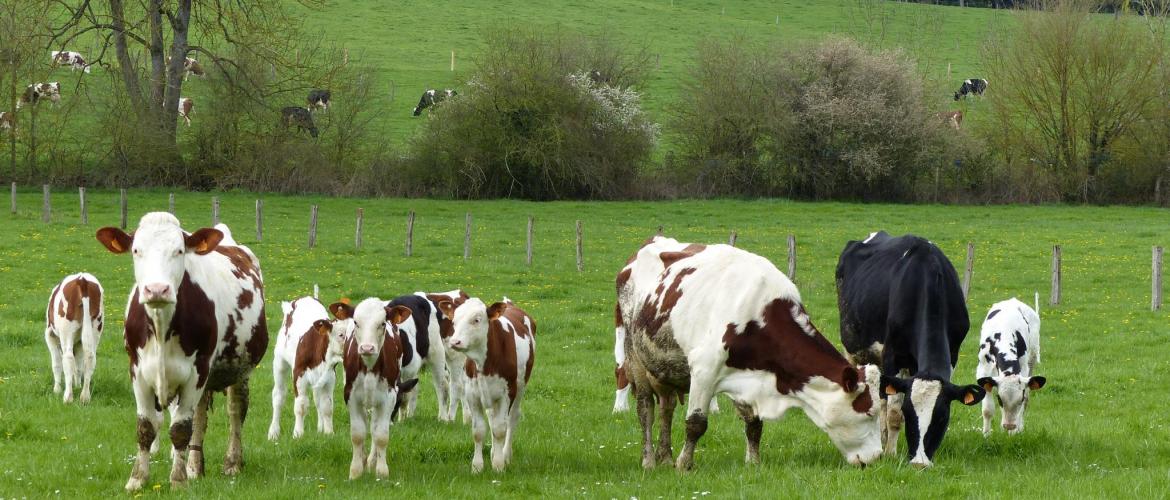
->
[977,295,1046,436]
[268,297,347,440]
[44,273,104,403]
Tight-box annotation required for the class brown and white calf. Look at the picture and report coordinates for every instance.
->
[17,82,60,110]
[342,298,416,479]
[422,290,471,422]
[268,296,347,440]
[44,273,104,404]
[177,97,194,127]
[441,297,535,473]
[51,50,90,73]
[96,213,268,491]
[0,111,12,130]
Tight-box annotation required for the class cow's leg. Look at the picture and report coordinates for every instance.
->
[168,383,200,487]
[60,330,77,403]
[736,402,763,464]
[347,396,367,479]
[634,384,657,469]
[223,380,249,476]
[293,376,310,439]
[654,391,676,466]
[883,393,905,457]
[488,398,510,472]
[187,390,211,479]
[982,389,996,437]
[444,352,465,422]
[268,359,287,441]
[429,349,451,422]
[404,385,419,419]
[503,397,522,466]
[125,381,158,492]
[371,395,392,478]
[316,374,336,435]
[467,389,487,473]
[676,371,717,471]
[45,328,63,395]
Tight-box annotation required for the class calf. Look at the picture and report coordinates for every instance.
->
[96,213,268,491]
[183,57,205,80]
[17,82,61,110]
[342,298,415,479]
[977,295,1046,436]
[0,111,12,130]
[382,293,455,421]
[51,50,90,73]
[837,231,985,468]
[281,106,318,138]
[268,297,347,440]
[440,297,535,473]
[422,289,472,422]
[412,88,457,116]
[307,89,331,111]
[954,78,988,101]
[620,237,882,470]
[44,273,104,404]
[177,97,194,127]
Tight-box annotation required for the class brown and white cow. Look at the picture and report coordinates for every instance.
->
[415,289,470,422]
[618,236,882,470]
[95,213,268,491]
[17,82,60,110]
[51,50,90,73]
[441,297,535,473]
[168,56,206,81]
[44,273,104,404]
[268,296,348,440]
[177,97,194,127]
[341,298,416,479]
[0,111,12,131]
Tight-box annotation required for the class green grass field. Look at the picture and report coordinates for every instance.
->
[1,188,1168,497]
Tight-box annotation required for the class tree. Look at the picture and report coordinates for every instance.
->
[0,0,50,182]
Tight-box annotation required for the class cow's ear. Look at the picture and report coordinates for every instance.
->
[487,302,508,320]
[329,302,354,320]
[1027,376,1047,390]
[840,366,860,393]
[313,319,332,336]
[185,228,223,255]
[437,300,455,319]
[978,377,997,392]
[880,375,907,396]
[386,305,412,325]
[951,384,986,406]
[96,227,133,254]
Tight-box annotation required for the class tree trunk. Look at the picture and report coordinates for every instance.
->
[110,0,146,113]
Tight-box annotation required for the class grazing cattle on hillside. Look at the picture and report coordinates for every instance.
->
[412,89,457,116]
[281,106,318,138]
[837,231,984,468]
[51,51,90,73]
[307,90,331,111]
[954,78,988,101]
[440,297,536,473]
[619,237,883,470]
[0,111,12,130]
[44,273,104,404]
[96,213,268,491]
[341,298,416,479]
[17,82,61,110]
[935,110,963,130]
[422,289,471,422]
[977,295,1046,436]
[268,297,348,440]
[176,97,194,127]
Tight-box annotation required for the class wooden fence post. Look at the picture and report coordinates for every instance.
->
[79,187,87,225]
[1154,246,1164,311]
[728,230,738,247]
[463,213,472,260]
[405,210,415,257]
[212,196,220,226]
[308,205,319,249]
[962,242,975,301]
[1050,245,1062,306]
[119,189,128,229]
[313,284,319,300]
[255,200,263,242]
[451,50,456,71]
[787,234,797,280]
[526,216,534,266]
[355,208,364,249]
[9,182,15,214]
[41,184,50,223]
[576,220,584,272]
[168,193,175,214]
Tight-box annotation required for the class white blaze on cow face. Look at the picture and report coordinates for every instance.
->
[884,375,984,469]
[96,213,222,312]
[350,298,411,367]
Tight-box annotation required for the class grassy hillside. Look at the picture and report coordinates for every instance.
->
[1,189,1168,496]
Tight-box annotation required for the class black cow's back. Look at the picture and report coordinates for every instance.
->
[388,294,433,359]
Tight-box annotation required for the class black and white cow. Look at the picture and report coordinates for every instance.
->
[412,89,457,116]
[306,90,331,111]
[954,78,988,101]
[280,107,318,138]
[977,295,1046,436]
[383,294,450,421]
[836,231,985,468]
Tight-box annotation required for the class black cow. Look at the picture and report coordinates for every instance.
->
[307,89,331,111]
[412,89,456,116]
[280,106,318,138]
[836,231,984,468]
[954,78,988,101]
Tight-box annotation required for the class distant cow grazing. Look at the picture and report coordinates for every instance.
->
[307,90,331,111]
[341,298,416,479]
[837,231,985,468]
[935,110,963,130]
[281,106,318,138]
[0,111,12,130]
[954,78,988,101]
[412,89,457,116]
[51,51,90,73]
[619,237,883,470]
[977,295,1046,436]
[440,297,536,473]
[17,82,61,110]
[168,56,206,80]
[96,213,268,491]
[268,297,348,440]
[177,97,194,127]
[44,273,104,404]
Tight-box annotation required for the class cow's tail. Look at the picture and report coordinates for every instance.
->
[78,279,98,365]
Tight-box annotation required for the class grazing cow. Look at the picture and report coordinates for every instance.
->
[613,302,721,415]
[177,97,194,127]
[935,110,963,130]
[954,78,989,101]
[440,297,536,473]
[422,289,472,422]
[169,56,206,80]
[977,295,1046,436]
[280,106,318,138]
[837,231,985,468]
[412,89,457,116]
[268,296,348,440]
[95,213,268,491]
[341,298,416,479]
[0,111,12,130]
[17,82,61,110]
[619,236,883,470]
[51,51,90,73]
[307,89,331,111]
[44,273,104,404]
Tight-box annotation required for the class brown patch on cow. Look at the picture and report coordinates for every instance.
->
[615,363,629,389]
[123,289,151,377]
[722,298,857,396]
[616,267,633,291]
[46,283,61,325]
[342,324,404,404]
[215,246,262,290]
[292,320,332,396]
[283,299,298,330]
[59,276,98,322]
[658,243,706,269]
[614,303,623,327]
[852,387,874,413]
[480,304,535,402]
[247,304,269,366]
[464,358,478,379]
[237,290,253,310]
[426,291,468,339]
[633,267,697,338]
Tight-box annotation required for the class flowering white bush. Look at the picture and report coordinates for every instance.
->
[567,72,659,142]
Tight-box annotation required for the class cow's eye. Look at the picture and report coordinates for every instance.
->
[175,249,183,256]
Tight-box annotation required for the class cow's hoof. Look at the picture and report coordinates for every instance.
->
[267,428,280,441]
[223,457,242,476]
[79,390,91,404]
[471,458,484,474]
[675,456,695,472]
[169,468,188,487]
[375,463,389,478]
[349,462,363,480]
[62,392,73,404]
[293,428,304,439]
[125,476,146,492]
[187,452,204,479]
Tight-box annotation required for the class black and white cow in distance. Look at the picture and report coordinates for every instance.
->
[977,295,1046,436]
[618,236,883,470]
[954,78,988,101]
[412,89,457,116]
[95,213,268,491]
[836,231,984,469]
[307,89,331,111]
[281,106,318,138]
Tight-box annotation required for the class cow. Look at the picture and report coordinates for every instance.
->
[837,231,985,469]
[169,56,206,81]
[17,82,61,110]
[51,50,90,73]
[95,213,268,491]
[0,111,12,131]
[307,90,331,111]
[373,293,455,421]
[618,236,883,470]
[440,297,536,473]
[341,298,416,479]
[935,110,963,130]
[613,304,721,415]
[177,97,194,127]
[412,89,457,116]
[281,106,318,138]
[977,294,1046,436]
[954,78,988,101]
[267,296,348,440]
[422,289,472,423]
[44,273,104,404]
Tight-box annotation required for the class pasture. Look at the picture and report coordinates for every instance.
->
[1,188,1168,496]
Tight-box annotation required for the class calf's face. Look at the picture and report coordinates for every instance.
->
[443,298,506,354]
[979,375,1045,433]
[883,375,984,468]
[96,213,222,309]
[348,298,411,366]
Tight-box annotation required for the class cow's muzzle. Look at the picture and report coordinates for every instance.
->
[358,343,377,356]
[142,283,174,307]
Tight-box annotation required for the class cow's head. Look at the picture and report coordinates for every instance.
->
[442,297,501,358]
[882,374,984,468]
[349,298,411,368]
[96,212,222,313]
[412,90,435,116]
[978,374,1045,434]
[817,364,884,467]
